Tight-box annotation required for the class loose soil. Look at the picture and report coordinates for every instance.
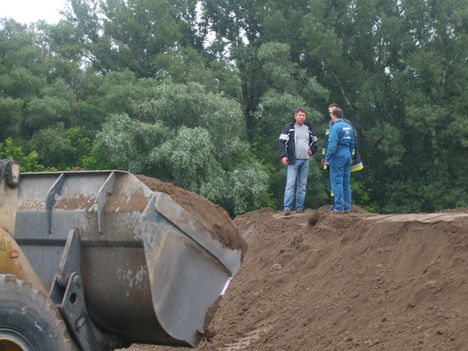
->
[136,175,247,254]
[125,206,468,351]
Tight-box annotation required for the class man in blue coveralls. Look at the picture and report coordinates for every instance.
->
[321,103,363,211]
[324,107,355,213]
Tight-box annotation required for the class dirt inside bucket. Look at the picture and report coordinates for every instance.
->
[136,175,247,255]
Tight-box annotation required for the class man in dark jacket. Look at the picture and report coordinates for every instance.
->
[278,108,318,215]
[321,104,363,211]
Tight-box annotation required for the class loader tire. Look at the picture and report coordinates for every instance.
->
[0,274,78,351]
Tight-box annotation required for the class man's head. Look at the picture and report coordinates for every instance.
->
[294,108,307,126]
[328,103,340,119]
[331,107,343,123]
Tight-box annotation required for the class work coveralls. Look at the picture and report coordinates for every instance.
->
[322,118,363,208]
[322,119,363,172]
[325,119,355,211]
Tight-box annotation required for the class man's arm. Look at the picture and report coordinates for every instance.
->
[345,118,359,150]
[350,125,356,155]
[278,124,290,165]
[325,125,338,163]
[306,123,318,154]
[309,134,318,154]
[321,120,332,165]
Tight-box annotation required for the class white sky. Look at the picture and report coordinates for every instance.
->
[0,0,67,24]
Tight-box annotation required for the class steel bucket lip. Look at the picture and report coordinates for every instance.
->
[21,170,129,175]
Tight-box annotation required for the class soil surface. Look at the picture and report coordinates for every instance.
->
[124,206,468,351]
[136,175,247,254]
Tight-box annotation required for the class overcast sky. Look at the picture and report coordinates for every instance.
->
[0,0,67,24]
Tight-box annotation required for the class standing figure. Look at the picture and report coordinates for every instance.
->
[321,104,363,211]
[324,108,355,213]
[278,108,318,215]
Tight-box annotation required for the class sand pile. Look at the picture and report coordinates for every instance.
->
[136,175,247,254]
[129,207,468,351]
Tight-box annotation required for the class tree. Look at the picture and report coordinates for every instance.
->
[1,0,467,213]
[0,138,51,172]
[94,82,269,215]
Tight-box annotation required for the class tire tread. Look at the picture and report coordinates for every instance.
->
[0,273,79,351]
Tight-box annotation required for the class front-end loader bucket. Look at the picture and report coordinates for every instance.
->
[14,170,243,347]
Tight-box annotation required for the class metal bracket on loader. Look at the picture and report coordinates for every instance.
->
[50,229,127,351]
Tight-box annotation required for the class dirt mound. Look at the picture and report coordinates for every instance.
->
[136,175,247,254]
[317,204,369,213]
[128,208,468,351]
[441,207,468,214]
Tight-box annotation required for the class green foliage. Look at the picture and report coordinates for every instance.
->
[95,113,168,173]
[28,125,93,169]
[0,138,52,172]
[0,97,22,139]
[94,83,269,215]
[351,179,378,213]
[0,0,467,214]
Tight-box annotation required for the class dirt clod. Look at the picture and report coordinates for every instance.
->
[307,212,321,226]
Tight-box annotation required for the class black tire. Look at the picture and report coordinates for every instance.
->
[0,274,78,351]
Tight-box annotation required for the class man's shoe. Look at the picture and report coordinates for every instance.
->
[296,209,305,213]
[283,210,291,216]
[325,207,335,214]
[329,209,345,214]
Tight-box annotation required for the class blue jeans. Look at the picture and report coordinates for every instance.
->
[283,159,310,210]
[329,151,352,211]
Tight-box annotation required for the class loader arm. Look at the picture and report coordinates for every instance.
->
[0,160,79,351]
[0,160,44,292]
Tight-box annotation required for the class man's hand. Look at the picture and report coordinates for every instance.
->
[307,149,313,156]
[320,158,325,165]
[281,157,289,166]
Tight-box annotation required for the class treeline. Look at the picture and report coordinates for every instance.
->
[1,0,467,215]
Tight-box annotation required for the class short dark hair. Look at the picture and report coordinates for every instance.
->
[332,108,343,119]
[295,108,307,115]
[328,103,340,109]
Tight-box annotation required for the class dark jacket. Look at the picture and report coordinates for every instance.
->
[322,118,363,172]
[278,121,318,165]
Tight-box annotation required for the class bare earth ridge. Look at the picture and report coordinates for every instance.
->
[124,201,468,351]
